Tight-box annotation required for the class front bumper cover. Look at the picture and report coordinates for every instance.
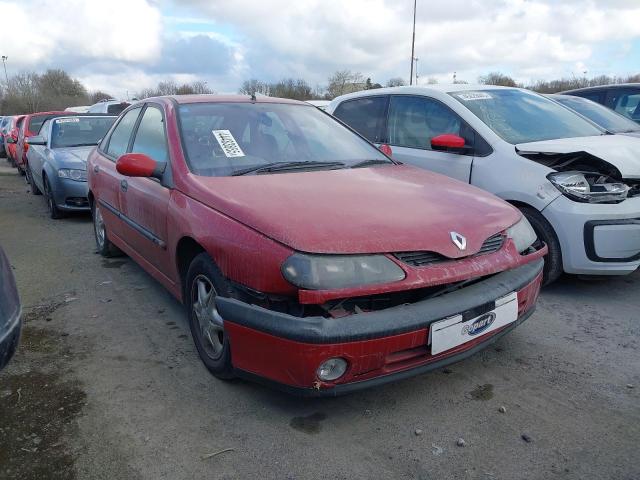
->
[216,259,544,395]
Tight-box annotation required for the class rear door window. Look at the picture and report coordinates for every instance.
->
[333,96,388,142]
[105,107,142,158]
[131,106,168,162]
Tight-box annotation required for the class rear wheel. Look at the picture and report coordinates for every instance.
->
[43,175,63,219]
[519,206,563,285]
[92,201,121,257]
[186,253,234,379]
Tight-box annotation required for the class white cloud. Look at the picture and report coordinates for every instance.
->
[179,0,640,84]
[0,0,162,68]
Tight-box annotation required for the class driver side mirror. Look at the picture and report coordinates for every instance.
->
[27,135,46,146]
[116,153,166,179]
[430,134,467,153]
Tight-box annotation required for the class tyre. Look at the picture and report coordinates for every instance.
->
[26,166,41,195]
[185,253,235,379]
[92,200,121,257]
[519,206,563,286]
[43,175,64,219]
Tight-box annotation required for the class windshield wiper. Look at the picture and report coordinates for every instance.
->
[231,161,345,176]
[350,159,394,169]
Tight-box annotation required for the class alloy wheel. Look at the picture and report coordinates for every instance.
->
[191,275,225,360]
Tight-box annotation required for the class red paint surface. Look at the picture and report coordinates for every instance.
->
[116,153,158,177]
[226,274,543,389]
[16,111,68,169]
[5,115,24,162]
[431,133,466,149]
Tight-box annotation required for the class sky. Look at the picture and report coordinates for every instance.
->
[0,0,639,99]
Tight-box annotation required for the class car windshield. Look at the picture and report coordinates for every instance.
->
[178,102,391,176]
[51,117,116,148]
[451,89,604,144]
[552,95,640,134]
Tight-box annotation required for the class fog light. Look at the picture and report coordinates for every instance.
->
[317,357,348,381]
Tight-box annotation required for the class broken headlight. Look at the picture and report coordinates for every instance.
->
[281,253,406,290]
[547,171,629,203]
[506,216,538,253]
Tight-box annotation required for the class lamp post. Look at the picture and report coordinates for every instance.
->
[414,57,419,85]
[409,0,416,85]
[1,56,8,87]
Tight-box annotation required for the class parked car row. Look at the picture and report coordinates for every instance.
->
[0,83,637,394]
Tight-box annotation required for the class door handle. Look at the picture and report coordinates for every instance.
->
[93,165,99,173]
[120,180,128,192]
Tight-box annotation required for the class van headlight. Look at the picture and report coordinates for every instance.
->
[281,253,406,290]
[547,171,629,203]
[506,216,537,253]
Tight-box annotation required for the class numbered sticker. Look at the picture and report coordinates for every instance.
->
[212,130,245,158]
[55,117,80,123]
[456,92,493,101]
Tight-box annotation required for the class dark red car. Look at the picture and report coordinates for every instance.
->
[4,115,25,167]
[87,95,546,395]
[15,111,69,174]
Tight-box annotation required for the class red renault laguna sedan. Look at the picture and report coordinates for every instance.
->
[87,95,546,395]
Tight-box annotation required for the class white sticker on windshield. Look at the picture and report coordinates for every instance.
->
[212,129,245,158]
[456,92,493,101]
[55,117,80,123]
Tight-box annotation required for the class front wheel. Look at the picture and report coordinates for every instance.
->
[43,175,63,219]
[520,207,563,286]
[185,253,234,379]
[26,166,41,195]
[92,201,121,257]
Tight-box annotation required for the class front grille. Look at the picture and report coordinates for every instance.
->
[394,234,504,267]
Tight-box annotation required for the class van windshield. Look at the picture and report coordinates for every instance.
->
[451,89,604,144]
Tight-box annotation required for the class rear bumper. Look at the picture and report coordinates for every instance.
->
[217,259,544,396]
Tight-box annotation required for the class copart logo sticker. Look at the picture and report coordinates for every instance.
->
[462,312,496,336]
[212,129,245,157]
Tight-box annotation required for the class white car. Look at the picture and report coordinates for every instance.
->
[328,85,640,284]
[87,99,131,115]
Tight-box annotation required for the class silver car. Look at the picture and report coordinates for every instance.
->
[328,85,640,284]
[26,115,117,218]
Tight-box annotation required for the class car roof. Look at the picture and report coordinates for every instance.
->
[330,84,520,103]
[560,83,640,94]
[145,94,308,106]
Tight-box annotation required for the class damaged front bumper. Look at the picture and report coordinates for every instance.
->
[216,259,544,396]
[543,194,640,275]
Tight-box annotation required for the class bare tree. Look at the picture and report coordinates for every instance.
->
[478,72,518,87]
[386,77,406,87]
[89,91,113,104]
[327,70,365,98]
[239,79,270,96]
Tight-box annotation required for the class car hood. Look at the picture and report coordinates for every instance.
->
[186,165,521,256]
[52,146,95,168]
[516,135,640,179]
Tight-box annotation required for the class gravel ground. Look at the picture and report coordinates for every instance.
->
[0,169,638,480]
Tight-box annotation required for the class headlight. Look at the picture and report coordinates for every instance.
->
[547,171,629,203]
[506,216,538,253]
[281,253,406,290]
[58,168,87,182]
